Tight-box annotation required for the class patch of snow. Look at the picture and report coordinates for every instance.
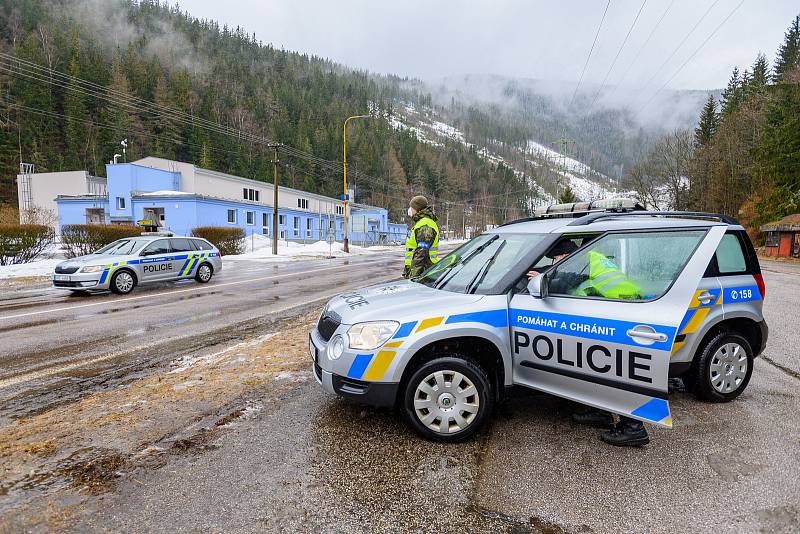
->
[0,258,62,280]
[169,332,279,374]
[136,190,193,197]
[224,233,399,266]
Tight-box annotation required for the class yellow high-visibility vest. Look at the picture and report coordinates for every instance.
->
[405,217,439,267]
[575,250,642,299]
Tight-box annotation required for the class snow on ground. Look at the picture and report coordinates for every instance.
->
[0,258,63,280]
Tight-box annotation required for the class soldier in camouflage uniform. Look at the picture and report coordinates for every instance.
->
[403,195,440,278]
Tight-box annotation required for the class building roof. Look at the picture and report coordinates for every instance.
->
[131,156,382,211]
[760,214,800,232]
[129,191,380,214]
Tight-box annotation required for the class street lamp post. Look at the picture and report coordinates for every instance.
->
[343,114,370,253]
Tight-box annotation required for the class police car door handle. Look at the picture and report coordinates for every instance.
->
[697,292,715,304]
[626,328,668,342]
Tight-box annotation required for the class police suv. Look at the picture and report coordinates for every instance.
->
[52,235,222,295]
[310,200,768,441]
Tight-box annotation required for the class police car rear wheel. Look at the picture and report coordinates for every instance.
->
[110,270,136,295]
[195,263,213,283]
[403,356,493,442]
[690,332,753,403]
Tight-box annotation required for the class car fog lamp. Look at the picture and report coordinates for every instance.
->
[80,265,106,273]
[329,335,345,360]
[347,321,400,350]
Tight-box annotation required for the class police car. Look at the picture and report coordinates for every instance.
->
[309,200,768,441]
[52,234,222,295]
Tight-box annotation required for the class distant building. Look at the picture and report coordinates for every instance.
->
[760,214,800,258]
[16,157,407,244]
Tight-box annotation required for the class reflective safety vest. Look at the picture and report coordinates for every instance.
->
[405,216,439,267]
[575,251,642,299]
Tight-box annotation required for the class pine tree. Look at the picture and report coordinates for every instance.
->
[152,73,180,160]
[773,16,800,82]
[749,53,770,89]
[100,52,134,164]
[720,67,743,117]
[558,184,578,203]
[62,31,86,170]
[695,94,719,147]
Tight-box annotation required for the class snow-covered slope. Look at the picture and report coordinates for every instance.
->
[388,102,618,206]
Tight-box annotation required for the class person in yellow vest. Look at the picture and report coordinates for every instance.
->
[403,195,439,278]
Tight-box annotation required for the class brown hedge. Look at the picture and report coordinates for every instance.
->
[61,224,142,258]
[0,224,55,265]
[191,226,244,255]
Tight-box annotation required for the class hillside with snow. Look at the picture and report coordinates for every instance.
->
[388,102,620,206]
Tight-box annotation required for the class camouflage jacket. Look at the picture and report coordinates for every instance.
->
[404,207,439,278]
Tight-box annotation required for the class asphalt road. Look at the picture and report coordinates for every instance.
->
[2,257,799,532]
[0,252,405,423]
[63,260,799,533]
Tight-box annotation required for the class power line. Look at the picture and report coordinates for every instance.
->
[633,0,722,100]
[636,0,746,117]
[589,0,648,109]
[609,0,676,96]
[568,0,611,109]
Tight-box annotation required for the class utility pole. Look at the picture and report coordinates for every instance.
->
[271,144,280,256]
[554,131,575,201]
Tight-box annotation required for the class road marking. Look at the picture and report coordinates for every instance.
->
[0,257,397,322]
[0,280,388,390]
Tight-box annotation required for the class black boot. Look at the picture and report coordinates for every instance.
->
[572,408,614,428]
[601,417,650,447]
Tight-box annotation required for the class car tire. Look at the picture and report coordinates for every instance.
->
[688,331,754,403]
[402,355,493,442]
[195,263,213,283]
[109,269,136,295]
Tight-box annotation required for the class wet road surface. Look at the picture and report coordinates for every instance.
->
[2,258,799,532]
[0,253,404,422]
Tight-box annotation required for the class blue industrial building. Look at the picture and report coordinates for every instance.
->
[43,157,406,244]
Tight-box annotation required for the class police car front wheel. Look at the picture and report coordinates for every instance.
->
[688,331,753,403]
[195,263,213,283]
[403,356,493,442]
[110,270,136,295]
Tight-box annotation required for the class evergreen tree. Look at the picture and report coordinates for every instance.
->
[749,53,770,89]
[695,94,719,147]
[558,184,578,204]
[62,31,87,170]
[773,16,800,82]
[720,67,742,117]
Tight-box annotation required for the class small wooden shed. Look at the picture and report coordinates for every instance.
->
[761,214,800,258]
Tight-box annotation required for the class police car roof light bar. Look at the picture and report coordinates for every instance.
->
[500,198,645,227]
[567,211,739,226]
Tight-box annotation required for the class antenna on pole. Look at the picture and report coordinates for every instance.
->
[120,139,128,162]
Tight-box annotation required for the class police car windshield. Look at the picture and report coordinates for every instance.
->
[94,239,146,256]
[416,233,547,294]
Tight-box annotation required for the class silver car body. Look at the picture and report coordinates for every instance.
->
[310,214,767,428]
[52,235,222,291]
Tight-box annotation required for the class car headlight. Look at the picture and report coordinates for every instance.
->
[80,265,106,273]
[329,335,345,360]
[347,321,400,350]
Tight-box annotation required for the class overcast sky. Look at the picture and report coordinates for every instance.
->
[178,0,798,90]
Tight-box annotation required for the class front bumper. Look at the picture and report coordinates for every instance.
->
[51,272,105,290]
[310,330,399,408]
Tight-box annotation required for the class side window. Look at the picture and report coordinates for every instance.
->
[191,239,213,251]
[715,233,747,275]
[141,239,171,256]
[171,238,194,252]
[548,230,707,301]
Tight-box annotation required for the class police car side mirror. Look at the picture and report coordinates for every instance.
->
[527,273,548,298]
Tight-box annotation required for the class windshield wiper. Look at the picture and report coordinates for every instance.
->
[465,240,506,294]
[434,235,500,290]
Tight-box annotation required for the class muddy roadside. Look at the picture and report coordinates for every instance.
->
[0,310,321,532]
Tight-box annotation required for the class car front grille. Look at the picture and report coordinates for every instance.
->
[55,265,80,274]
[53,280,83,288]
[317,311,341,342]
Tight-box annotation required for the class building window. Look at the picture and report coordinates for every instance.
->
[227,209,236,224]
[116,197,126,210]
[765,231,780,247]
[293,217,300,237]
[335,205,344,215]
[279,215,285,225]
[306,218,312,238]
[263,213,269,227]
[297,198,309,210]
[243,188,248,200]
[243,188,259,202]
[246,211,255,225]
[255,190,260,202]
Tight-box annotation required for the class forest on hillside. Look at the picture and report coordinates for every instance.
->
[0,0,530,226]
[624,14,800,232]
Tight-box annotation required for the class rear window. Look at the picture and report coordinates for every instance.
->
[192,239,214,251]
[716,234,747,274]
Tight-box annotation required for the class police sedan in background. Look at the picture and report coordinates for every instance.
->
[52,235,222,295]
